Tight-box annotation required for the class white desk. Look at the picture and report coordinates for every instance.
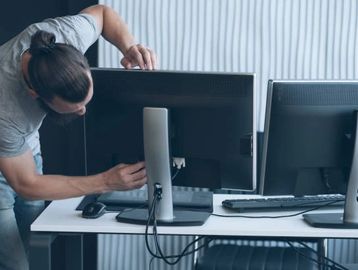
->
[30,194,358,270]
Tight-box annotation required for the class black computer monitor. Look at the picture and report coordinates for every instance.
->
[85,68,256,225]
[86,68,256,192]
[260,80,358,197]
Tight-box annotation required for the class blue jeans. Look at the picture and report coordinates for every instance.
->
[0,154,45,270]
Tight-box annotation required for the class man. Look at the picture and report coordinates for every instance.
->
[0,4,155,270]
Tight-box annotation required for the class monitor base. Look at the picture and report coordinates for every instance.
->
[303,213,358,229]
[116,209,211,226]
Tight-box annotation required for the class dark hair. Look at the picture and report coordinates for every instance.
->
[28,30,90,103]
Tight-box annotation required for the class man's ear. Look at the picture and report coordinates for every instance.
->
[28,89,39,99]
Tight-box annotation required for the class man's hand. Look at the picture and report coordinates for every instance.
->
[0,150,146,200]
[81,5,157,70]
[121,44,156,70]
[104,161,147,191]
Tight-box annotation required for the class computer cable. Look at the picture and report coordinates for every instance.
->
[152,225,209,265]
[149,255,157,270]
[297,241,349,270]
[148,227,159,270]
[286,241,334,270]
[211,200,341,219]
[171,168,180,181]
[144,191,190,265]
[145,189,162,257]
[287,241,349,270]
[144,184,212,265]
[171,157,184,182]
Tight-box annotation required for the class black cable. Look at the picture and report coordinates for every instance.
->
[145,193,159,257]
[148,213,158,270]
[286,241,324,268]
[148,193,208,263]
[171,168,180,181]
[286,241,336,270]
[153,226,209,265]
[148,222,159,270]
[152,234,210,265]
[153,229,210,262]
[212,200,341,219]
[144,187,212,265]
[295,241,349,270]
[149,256,156,270]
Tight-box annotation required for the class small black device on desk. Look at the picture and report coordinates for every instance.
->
[222,194,345,212]
[82,202,106,219]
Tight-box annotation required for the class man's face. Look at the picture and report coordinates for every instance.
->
[39,73,94,125]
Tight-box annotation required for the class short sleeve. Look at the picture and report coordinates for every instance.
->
[0,120,29,158]
[27,13,101,54]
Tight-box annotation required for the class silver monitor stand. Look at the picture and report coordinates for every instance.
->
[303,112,358,228]
[116,107,210,226]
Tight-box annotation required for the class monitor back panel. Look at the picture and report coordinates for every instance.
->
[260,80,358,196]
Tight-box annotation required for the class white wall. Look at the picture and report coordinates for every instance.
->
[98,0,358,131]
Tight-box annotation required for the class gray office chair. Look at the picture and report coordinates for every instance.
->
[195,244,318,270]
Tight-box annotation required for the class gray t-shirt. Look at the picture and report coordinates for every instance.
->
[0,14,100,157]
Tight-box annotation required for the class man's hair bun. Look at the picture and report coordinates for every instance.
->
[29,30,56,55]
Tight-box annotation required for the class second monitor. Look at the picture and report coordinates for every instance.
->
[260,80,358,196]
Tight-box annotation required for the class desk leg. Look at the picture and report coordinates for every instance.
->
[65,235,84,270]
[317,238,328,270]
[30,233,97,270]
[83,234,97,270]
[53,233,97,270]
[29,233,57,270]
[61,234,97,270]
[64,234,97,270]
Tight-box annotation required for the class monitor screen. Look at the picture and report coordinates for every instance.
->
[86,68,256,191]
[260,80,358,196]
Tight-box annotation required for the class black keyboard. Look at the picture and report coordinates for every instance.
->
[222,194,345,212]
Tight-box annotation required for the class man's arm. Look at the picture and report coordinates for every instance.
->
[80,4,156,70]
[0,150,146,200]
